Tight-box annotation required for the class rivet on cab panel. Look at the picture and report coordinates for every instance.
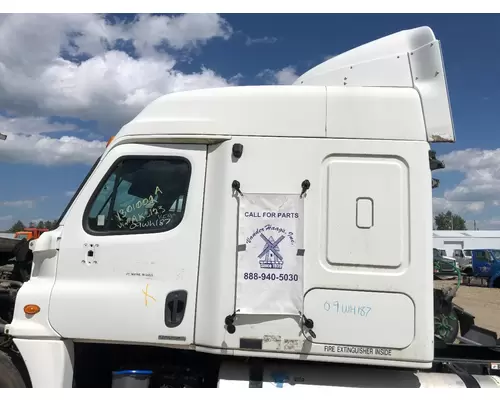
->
[356,197,374,229]
[24,304,41,315]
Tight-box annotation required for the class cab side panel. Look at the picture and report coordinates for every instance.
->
[195,137,433,367]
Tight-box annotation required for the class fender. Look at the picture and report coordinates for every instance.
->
[13,338,74,388]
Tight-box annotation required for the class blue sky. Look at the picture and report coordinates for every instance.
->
[0,13,499,230]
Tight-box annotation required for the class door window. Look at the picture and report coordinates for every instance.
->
[84,157,191,235]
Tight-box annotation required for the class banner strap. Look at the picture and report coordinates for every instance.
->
[300,179,311,198]
[232,179,243,196]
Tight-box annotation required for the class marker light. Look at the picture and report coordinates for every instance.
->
[23,304,40,315]
[106,136,115,147]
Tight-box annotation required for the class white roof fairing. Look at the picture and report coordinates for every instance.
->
[111,85,427,147]
[293,27,437,86]
[114,85,328,140]
[108,26,454,151]
[294,26,455,143]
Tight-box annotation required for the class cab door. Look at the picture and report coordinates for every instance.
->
[48,142,207,347]
[472,250,492,277]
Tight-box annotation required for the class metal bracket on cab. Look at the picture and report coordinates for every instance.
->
[429,150,445,189]
[225,309,240,334]
[429,150,445,171]
[232,180,243,196]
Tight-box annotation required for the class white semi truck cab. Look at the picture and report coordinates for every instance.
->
[453,249,473,270]
[1,26,500,388]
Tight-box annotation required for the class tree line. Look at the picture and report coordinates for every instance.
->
[434,211,467,230]
[5,219,59,233]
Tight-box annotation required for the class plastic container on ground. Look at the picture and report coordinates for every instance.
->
[111,370,152,388]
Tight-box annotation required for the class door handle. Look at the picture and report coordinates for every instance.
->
[165,290,188,328]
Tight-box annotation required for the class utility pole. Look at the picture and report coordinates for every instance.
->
[474,220,477,230]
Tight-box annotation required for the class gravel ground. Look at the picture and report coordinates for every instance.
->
[435,278,500,335]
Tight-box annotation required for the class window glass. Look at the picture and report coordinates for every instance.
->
[58,156,101,226]
[86,158,191,234]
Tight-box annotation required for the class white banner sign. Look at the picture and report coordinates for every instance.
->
[236,193,304,315]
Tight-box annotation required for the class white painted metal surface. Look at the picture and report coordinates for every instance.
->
[324,155,407,268]
[48,143,207,346]
[195,137,434,368]
[217,361,500,388]
[14,338,74,388]
[294,26,455,143]
[104,85,429,151]
[303,289,415,349]
[325,87,425,141]
[8,228,62,338]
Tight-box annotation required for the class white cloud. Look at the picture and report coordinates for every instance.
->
[0,195,48,210]
[430,147,500,225]
[0,215,12,221]
[1,200,36,208]
[0,115,105,165]
[323,54,338,61]
[124,13,233,52]
[65,191,76,197]
[432,197,485,215]
[0,132,105,166]
[441,148,500,172]
[257,66,299,85]
[245,36,278,46]
[275,67,300,85]
[0,13,235,129]
[0,115,78,135]
[436,148,500,204]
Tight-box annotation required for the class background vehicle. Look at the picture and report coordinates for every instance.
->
[433,248,459,276]
[451,249,472,270]
[14,228,48,242]
[0,26,499,389]
[462,249,500,288]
